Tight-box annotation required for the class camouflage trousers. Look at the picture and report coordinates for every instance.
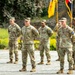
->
[59,47,73,70]
[39,42,51,62]
[22,44,36,68]
[73,43,75,65]
[9,40,18,61]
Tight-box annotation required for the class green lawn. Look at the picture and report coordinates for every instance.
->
[0,28,8,39]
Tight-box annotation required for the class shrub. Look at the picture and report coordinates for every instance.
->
[0,28,56,50]
[34,38,56,50]
[0,38,8,49]
[41,7,48,17]
[0,38,56,50]
[34,40,40,50]
[50,38,56,50]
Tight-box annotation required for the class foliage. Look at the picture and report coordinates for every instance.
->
[0,0,47,25]
[0,38,8,49]
[51,32,56,39]
[0,28,56,50]
[41,7,48,17]
[50,38,56,50]
[34,38,56,50]
[4,1,35,18]
[0,28,8,49]
[0,38,56,50]
[0,28,8,39]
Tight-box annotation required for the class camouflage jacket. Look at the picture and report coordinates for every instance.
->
[21,25,39,45]
[38,25,53,43]
[72,25,75,43]
[72,25,75,32]
[58,25,75,48]
[8,23,21,40]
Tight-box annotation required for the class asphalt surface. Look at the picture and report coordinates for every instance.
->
[0,50,75,75]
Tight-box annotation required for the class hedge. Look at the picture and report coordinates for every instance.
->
[0,28,56,50]
[0,38,56,50]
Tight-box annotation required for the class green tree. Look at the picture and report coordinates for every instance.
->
[0,0,43,24]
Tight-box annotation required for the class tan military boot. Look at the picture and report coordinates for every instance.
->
[30,68,36,72]
[56,58,60,61]
[46,61,51,65]
[7,59,13,63]
[67,70,73,74]
[19,66,26,72]
[57,69,63,74]
[73,65,75,70]
[38,62,44,65]
[14,61,18,64]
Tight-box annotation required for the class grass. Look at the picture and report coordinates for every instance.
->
[0,28,8,39]
[0,28,9,49]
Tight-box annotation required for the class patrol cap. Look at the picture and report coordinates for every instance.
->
[24,17,31,21]
[9,17,15,21]
[73,17,75,21]
[61,17,67,21]
[41,19,46,23]
[58,20,62,22]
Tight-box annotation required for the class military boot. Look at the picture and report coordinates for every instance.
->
[46,60,51,65]
[56,58,60,61]
[14,61,18,64]
[38,61,44,65]
[30,68,36,72]
[7,59,13,63]
[19,66,26,72]
[57,69,63,74]
[67,70,73,74]
[73,65,75,70]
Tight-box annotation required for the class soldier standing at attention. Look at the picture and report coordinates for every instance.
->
[72,18,75,70]
[7,17,21,64]
[53,20,62,61]
[57,18,75,74]
[38,20,53,65]
[19,18,39,72]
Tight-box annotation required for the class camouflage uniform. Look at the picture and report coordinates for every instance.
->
[53,23,61,60]
[57,25,74,70]
[21,25,39,69]
[38,25,53,63]
[72,25,75,68]
[8,23,21,62]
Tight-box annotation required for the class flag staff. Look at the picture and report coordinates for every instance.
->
[70,0,73,27]
[56,0,58,23]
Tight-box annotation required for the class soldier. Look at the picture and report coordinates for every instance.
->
[57,18,75,74]
[7,17,21,64]
[38,20,53,65]
[72,18,75,70]
[19,18,39,72]
[53,20,62,61]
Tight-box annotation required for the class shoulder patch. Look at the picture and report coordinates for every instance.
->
[71,31,74,35]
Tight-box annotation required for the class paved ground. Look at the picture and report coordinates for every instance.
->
[0,50,75,75]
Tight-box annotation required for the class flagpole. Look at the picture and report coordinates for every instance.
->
[56,0,58,23]
[70,0,73,27]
